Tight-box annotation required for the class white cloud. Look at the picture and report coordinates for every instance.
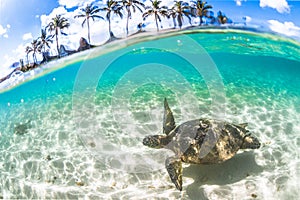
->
[39,3,143,49]
[13,43,27,56]
[39,6,108,55]
[0,24,7,36]
[268,20,300,37]
[0,24,11,38]
[38,0,181,55]
[260,0,290,13]
[22,33,33,41]
[243,16,252,23]
[1,54,16,77]
[58,0,95,9]
[144,0,173,8]
[1,0,187,79]
[4,0,176,67]
[40,7,69,27]
[2,46,24,73]
[235,0,247,6]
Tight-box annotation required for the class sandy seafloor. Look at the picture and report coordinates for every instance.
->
[0,28,299,199]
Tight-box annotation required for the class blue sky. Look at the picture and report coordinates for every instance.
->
[0,0,300,77]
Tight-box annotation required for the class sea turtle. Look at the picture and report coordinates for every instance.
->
[142,98,261,191]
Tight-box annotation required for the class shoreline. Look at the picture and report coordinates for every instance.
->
[1,26,300,93]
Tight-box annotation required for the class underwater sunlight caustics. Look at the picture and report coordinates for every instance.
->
[143,98,261,191]
[0,29,300,199]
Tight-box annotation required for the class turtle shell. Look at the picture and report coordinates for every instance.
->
[166,118,248,164]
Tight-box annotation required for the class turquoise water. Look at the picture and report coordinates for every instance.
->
[0,29,300,199]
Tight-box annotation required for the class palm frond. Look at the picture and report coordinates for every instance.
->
[74,14,86,18]
[60,31,68,36]
[81,18,87,27]
[91,15,104,21]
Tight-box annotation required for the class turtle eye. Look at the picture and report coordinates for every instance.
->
[142,137,151,146]
[199,120,209,129]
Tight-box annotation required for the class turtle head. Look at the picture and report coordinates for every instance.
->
[241,134,261,149]
[143,135,168,149]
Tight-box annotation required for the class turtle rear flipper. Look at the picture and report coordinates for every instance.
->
[241,134,261,149]
[163,98,176,135]
[165,156,182,191]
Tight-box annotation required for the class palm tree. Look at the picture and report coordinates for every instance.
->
[46,15,70,57]
[206,10,216,24]
[26,39,40,65]
[74,3,104,44]
[100,0,123,39]
[168,9,177,28]
[170,1,191,29]
[217,10,227,24]
[25,46,31,66]
[120,0,145,36]
[191,0,212,25]
[38,28,53,61]
[142,0,168,32]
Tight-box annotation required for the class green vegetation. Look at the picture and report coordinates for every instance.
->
[191,0,213,25]
[38,28,54,62]
[16,0,231,73]
[46,15,70,57]
[121,0,145,36]
[74,3,104,44]
[217,10,228,24]
[143,0,169,32]
[170,1,192,29]
[100,0,124,39]
[26,39,40,65]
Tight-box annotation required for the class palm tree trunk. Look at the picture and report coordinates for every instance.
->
[108,18,112,37]
[43,46,48,62]
[56,28,59,57]
[155,14,159,32]
[178,15,182,29]
[199,16,203,26]
[126,12,130,36]
[87,17,91,44]
[32,53,36,64]
[26,54,29,65]
[172,15,176,28]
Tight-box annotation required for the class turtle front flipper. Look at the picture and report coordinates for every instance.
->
[165,156,182,191]
[163,98,176,135]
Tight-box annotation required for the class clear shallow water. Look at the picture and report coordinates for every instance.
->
[0,29,300,199]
